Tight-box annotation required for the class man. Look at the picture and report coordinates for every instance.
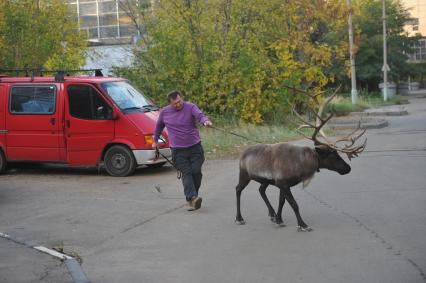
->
[153,90,212,211]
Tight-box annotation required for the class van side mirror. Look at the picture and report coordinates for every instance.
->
[97,106,118,120]
[97,106,106,119]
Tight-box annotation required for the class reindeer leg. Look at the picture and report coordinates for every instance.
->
[274,188,286,227]
[235,172,250,225]
[282,188,312,232]
[258,183,277,223]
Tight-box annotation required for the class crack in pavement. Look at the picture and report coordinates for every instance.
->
[121,204,186,234]
[322,187,426,194]
[361,154,426,158]
[364,148,426,153]
[375,129,426,135]
[302,188,426,281]
[33,266,49,283]
[83,203,187,257]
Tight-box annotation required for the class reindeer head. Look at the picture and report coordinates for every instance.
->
[292,87,367,175]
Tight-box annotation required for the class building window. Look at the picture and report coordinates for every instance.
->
[67,0,144,41]
[407,18,419,26]
[410,39,426,62]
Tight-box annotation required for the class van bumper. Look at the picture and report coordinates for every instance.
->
[132,148,172,165]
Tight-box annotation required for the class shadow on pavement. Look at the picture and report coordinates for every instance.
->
[3,162,175,177]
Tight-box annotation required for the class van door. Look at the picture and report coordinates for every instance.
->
[0,85,6,151]
[64,83,115,165]
[5,84,60,161]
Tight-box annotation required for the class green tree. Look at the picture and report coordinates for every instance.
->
[116,0,348,123]
[353,0,419,90]
[0,0,87,70]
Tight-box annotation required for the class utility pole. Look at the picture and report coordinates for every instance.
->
[347,0,358,104]
[382,0,389,101]
[136,0,141,38]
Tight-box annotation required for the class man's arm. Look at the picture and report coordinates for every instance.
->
[191,104,212,127]
[153,110,165,148]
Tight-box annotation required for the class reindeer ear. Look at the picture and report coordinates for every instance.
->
[314,145,330,154]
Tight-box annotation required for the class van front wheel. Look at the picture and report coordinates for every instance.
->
[104,145,136,177]
[0,150,6,174]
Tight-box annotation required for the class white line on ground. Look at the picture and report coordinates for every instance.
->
[0,231,90,283]
[33,246,72,260]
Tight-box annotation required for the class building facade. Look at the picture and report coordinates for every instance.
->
[65,0,151,73]
[66,0,141,45]
[402,0,426,62]
[402,0,426,37]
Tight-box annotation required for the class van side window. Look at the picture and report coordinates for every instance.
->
[10,86,56,114]
[68,85,112,120]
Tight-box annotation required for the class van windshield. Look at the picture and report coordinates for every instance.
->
[101,81,158,113]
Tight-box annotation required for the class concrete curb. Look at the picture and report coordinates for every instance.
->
[328,104,410,130]
[0,232,90,283]
[65,258,90,283]
[349,109,408,116]
[327,117,389,130]
[402,89,426,97]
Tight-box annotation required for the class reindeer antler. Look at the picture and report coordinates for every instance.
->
[328,121,367,160]
[292,87,339,144]
[292,85,367,160]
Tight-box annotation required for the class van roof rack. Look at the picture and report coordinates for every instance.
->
[0,68,103,82]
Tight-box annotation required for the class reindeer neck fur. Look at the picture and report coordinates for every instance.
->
[303,149,321,188]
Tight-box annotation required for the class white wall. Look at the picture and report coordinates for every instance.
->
[83,44,134,75]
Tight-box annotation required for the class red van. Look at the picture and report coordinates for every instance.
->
[0,72,171,176]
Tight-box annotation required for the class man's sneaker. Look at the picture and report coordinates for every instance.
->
[187,201,195,211]
[192,197,202,210]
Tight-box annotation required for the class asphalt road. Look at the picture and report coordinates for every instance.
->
[1,95,425,283]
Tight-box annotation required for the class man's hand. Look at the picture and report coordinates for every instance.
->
[152,142,160,160]
[203,120,213,127]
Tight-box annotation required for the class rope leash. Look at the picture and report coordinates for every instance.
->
[209,125,262,143]
[153,126,261,179]
[154,148,182,179]
[155,137,182,179]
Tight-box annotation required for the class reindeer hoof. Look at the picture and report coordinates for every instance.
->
[297,226,313,232]
[275,222,286,228]
[235,219,246,225]
[270,217,276,223]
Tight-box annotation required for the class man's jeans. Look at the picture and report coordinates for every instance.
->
[172,142,205,201]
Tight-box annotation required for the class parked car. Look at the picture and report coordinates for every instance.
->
[0,71,171,176]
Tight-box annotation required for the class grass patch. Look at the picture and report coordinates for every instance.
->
[328,96,367,116]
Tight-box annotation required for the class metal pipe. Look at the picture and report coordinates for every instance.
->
[383,0,388,101]
[347,0,358,104]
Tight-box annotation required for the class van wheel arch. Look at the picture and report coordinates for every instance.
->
[103,144,136,177]
[101,143,135,161]
[0,148,7,174]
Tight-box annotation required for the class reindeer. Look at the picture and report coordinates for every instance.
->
[235,92,366,231]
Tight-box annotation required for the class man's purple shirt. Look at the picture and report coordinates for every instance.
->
[154,101,209,148]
